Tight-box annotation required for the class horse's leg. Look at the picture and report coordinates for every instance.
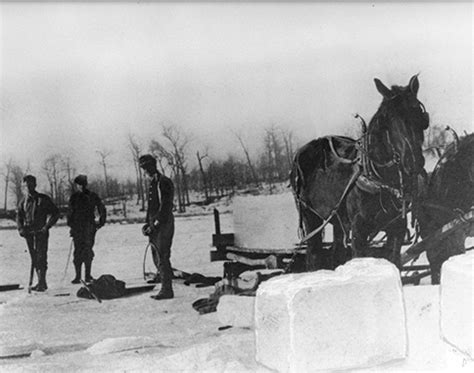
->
[333,220,350,268]
[302,211,328,271]
[351,213,373,258]
[385,218,406,270]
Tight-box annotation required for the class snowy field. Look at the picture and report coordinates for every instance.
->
[0,201,472,372]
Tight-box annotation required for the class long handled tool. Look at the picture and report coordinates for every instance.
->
[27,233,36,294]
[60,239,74,284]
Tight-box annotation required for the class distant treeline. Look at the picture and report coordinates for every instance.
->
[2,123,296,213]
[1,123,456,214]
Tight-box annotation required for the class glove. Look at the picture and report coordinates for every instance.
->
[142,223,152,236]
[18,228,27,237]
[39,225,49,233]
[95,223,104,230]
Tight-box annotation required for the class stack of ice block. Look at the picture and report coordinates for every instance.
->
[233,194,299,250]
[255,258,407,372]
[440,251,473,358]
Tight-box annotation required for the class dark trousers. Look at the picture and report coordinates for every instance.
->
[72,222,96,266]
[25,231,49,271]
[149,217,174,290]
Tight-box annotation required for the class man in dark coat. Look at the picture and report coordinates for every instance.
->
[67,175,106,283]
[139,154,175,300]
[16,175,60,292]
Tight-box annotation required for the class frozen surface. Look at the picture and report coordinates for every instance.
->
[217,295,255,328]
[0,201,472,371]
[440,251,474,358]
[255,258,407,372]
[233,193,299,250]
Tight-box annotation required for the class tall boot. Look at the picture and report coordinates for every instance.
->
[71,263,82,284]
[150,272,173,300]
[35,269,47,292]
[84,261,93,283]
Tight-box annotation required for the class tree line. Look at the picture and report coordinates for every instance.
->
[1,123,457,214]
[1,123,299,214]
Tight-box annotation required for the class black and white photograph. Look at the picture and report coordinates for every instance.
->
[0,1,473,371]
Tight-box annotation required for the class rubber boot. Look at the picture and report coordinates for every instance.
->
[150,287,174,300]
[71,263,82,284]
[150,275,173,300]
[84,261,93,283]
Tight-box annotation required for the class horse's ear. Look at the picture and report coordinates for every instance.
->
[409,75,419,95]
[374,78,392,99]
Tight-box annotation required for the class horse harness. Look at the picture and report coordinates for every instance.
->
[293,117,413,245]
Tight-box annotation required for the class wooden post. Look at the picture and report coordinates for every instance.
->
[214,208,221,235]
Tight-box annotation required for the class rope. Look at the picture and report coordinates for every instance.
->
[142,242,152,281]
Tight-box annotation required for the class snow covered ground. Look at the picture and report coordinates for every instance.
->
[0,194,472,372]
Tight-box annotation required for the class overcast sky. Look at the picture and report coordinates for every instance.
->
[0,2,472,188]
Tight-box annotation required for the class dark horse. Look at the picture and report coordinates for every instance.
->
[290,75,429,271]
[418,133,474,284]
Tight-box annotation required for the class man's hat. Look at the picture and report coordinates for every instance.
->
[74,174,88,186]
[23,175,37,185]
[139,154,157,168]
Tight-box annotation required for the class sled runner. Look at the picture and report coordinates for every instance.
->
[210,206,474,287]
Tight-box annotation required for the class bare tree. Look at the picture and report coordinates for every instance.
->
[10,164,24,207]
[281,128,295,171]
[196,150,209,200]
[96,149,112,198]
[149,124,190,213]
[128,134,146,210]
[2,158,13,211]
[233,130,260,187]
[63,156,76,197]
[43,154,65,205]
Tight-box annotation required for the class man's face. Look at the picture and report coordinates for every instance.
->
[142,165,156,178]
[76,184,86,192]
[22,180,36,195]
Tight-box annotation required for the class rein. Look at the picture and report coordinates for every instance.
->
[293,113,417,244]
[358,115,418,219]
[294,157,361,245]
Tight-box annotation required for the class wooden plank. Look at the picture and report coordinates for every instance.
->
[0,284,21,292]
[401,209,474,265]
[402,270,431,285]
[123,284,156,296]
[402,265,431,271]
[226,245,310,255]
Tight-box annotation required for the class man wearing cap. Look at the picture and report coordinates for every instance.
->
[67,175,106,283]
[16,175,60,292]
[139,154,175,300]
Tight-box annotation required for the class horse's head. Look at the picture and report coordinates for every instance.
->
[371,75,429,178]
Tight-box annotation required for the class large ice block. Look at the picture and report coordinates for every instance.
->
[217,295,255,328]
[255,258,407,372]
[233,193,299,250]
[440,251,474,358]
